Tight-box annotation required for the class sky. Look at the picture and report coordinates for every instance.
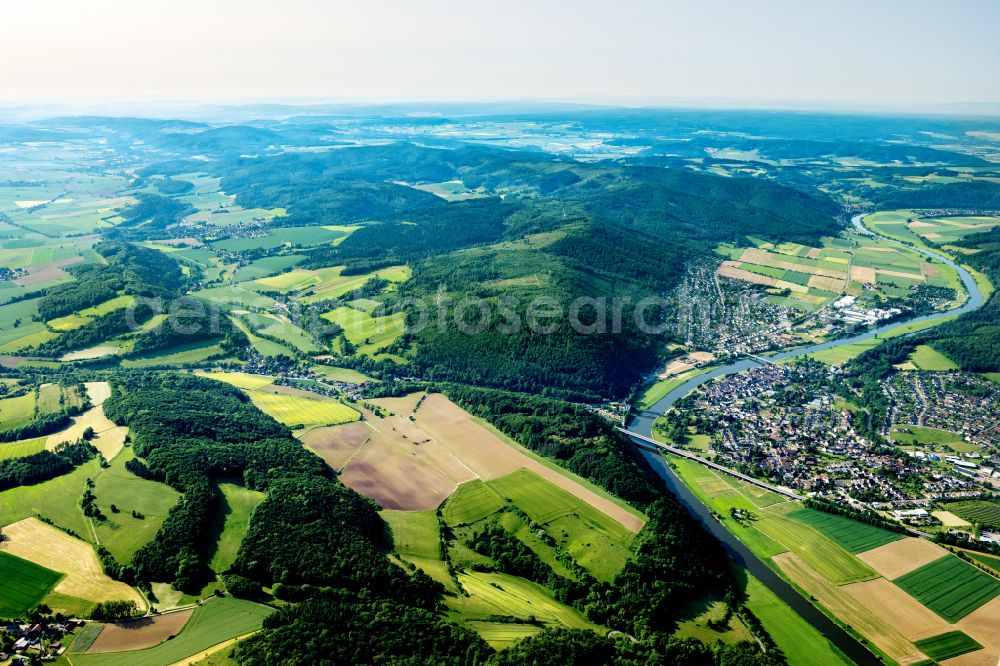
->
[1,0,998,111]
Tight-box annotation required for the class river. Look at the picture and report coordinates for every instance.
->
[625,213,988,665]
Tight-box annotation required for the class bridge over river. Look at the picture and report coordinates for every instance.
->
[624,213,987,666]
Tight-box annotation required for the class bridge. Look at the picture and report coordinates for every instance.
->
[617,427,802,501]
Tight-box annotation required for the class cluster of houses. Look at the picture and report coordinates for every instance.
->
[673,263,799,356]
[672,362,996,517]
[1,619,83,662]
[883,372,1000,449]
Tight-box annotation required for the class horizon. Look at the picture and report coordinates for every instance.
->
[3,0,999,116]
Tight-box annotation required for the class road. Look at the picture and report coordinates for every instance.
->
[625,212,989,666]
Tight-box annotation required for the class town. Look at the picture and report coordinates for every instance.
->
[655,359,1000,538]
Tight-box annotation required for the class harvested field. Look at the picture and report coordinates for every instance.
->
[87,610,194,653]
[850,265,877,283]
[413,394,645,532]
[85,381,112,405]
[807,274,846,292]
[299,421,371,470]
[857,538,950,579]
[371,392,425,416]
[739,248,845,278]
[843,578,950,641]
[0,518,144,610]
[955,596,1000,657]
[337,405,476,510]
[46,404,128,460]
[773,552,928,665]
[806,248,821,259]
[878,269,925,281]
[932,511,972,527]
[718,264,779,287]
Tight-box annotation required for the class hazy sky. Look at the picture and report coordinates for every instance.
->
[2,0,998,109]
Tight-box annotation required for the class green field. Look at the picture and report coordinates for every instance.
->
[0,551,63,616]
[785,508,904,553]
[636,367,711,411]
[909,344,959,371]
[211,225,344,252]
[238,312,321,353]
[485,469,634,582]
[0,391,36,432]
[666,456,789,558]
[210,483,266,574]
[248,391,360,428]
[69,596,273,666]
[804,314,960,365]
[199,372,276,390]
[942,500,1000,527]
[322,307,406,355]
[90,449,182,562]
[893,555,1000,622]
[0,436,47,461]
[121,340,226,369]
[382,509,453,589]
[890,424,968,449]
[232,254,306,282]
[754,507,878,585]
[252,264,410,302]
[742,573,853,666]
[454,571,594,629]
[913,631,984,661]
[310,365,373,384]
[442,480,509,525]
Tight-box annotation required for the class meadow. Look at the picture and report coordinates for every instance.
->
[211,225,344,252]
[322,307,406,356]
[908,344,958,370]
[0,551,62,616]
[209,483,267,574]
[231,254,306,282]
[381,509,454,590]
[238,311,321,353]
[0,391,37,432]
[251,264,410,302]
[890,424,968,449]
[69,596,273,666]
[893,555,1000,622]
[0,436,47,461]
[121,340,227,369]
[636,367,711,411]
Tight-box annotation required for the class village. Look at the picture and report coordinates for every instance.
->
[656,358,1000,535]
[0,618,83,663]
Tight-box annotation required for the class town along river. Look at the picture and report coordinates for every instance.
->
[625,214,987,665]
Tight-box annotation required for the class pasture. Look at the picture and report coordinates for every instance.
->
[0,391,35,433]
[251,264,410,302]
[909,344,958,370]
[121,340,226,368]
[69,596,273,666]
[92,449,181,562]
[637,367,710,411]
[742,573,853,666]
[893,555,1000,622]
[209,483,266,574]
[238,311,321,353]
[0,436,46,461]
[465,622,541,650]
[786,508,903,553]
[382,509,454,590]
[0,551,62,616]
[322,307,406,355]
[890,424,968,449]
[310,364,372,384]
[443,480,508,525]
[913,631,984,662]
[454,571,594,629]
[232,254,305,282]
[211,225,344,252]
